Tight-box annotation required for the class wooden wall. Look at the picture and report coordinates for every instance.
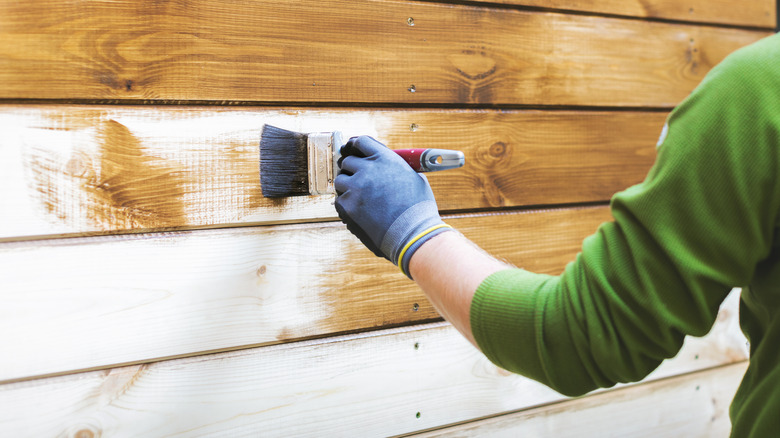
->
[0,0,773,436]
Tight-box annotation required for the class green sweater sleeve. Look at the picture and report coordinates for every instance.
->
[471,34,780,397]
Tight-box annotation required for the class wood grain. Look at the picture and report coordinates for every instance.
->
[414,361,748,438]
[0,313,748,437]
[462,0,776,28]
[1,106,660,240]
[0,0,768,105]
[0,206,611,382]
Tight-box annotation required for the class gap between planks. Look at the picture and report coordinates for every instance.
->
[0,320,450,386]
[415,0,776,30]
[402,360,749,438]
[0,99,681,111]
[0,201,611,245]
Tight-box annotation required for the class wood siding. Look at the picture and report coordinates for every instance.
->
[0,294,749,436]
[0,0,771,436]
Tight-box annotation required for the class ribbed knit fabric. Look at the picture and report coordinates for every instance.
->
[470,33,780,437]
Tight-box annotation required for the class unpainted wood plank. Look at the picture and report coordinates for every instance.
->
[0,313,748,438]
[0,106,660,240]
[0,0,769,105]
[460,0,776,28]
[0,206,611,382]
[414,361,748,438]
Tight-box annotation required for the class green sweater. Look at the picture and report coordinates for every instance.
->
[471,33,780,437]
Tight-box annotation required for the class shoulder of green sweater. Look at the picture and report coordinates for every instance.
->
[665,33,780,143]
[701,33,780,96]
[727,33,780,66]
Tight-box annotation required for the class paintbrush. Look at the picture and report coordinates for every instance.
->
[260,124,465,197]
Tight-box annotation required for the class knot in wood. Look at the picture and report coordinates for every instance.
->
[71,426,100,438]
[448,49,497,81]
[488,141,507,158]
[474,141,512,170]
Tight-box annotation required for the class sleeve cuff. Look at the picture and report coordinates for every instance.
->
[470,268,560,385]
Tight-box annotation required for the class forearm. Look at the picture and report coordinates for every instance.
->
[408,230,512,347]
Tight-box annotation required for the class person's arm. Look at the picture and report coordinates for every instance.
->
[463,34,780,396]
[409,230,510,347]
[334,135,510,347]
[335,32,780,397]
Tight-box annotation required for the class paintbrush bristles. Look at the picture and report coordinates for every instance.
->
[260,125,310,197]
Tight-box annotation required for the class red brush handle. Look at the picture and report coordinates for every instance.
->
[393,149,424,171]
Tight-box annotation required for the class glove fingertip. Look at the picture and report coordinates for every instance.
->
[341,137,361,158]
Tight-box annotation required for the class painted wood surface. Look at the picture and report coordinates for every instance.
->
[0,206,610,382]
[0,304,748,438]
[464,0,776,28]
[0,1,763,436]
[0,1,768,105]
[0,106,660,240]
[415,361,748,438]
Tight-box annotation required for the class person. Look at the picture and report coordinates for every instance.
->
[334,33,780,436]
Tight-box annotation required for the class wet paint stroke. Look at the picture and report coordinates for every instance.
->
[316,232,435,336]
[25,119,188,231]
[10,108,364,238]
[85,120,187,229]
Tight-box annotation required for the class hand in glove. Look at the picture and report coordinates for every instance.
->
[334,136,452,278]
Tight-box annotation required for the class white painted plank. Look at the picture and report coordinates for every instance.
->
[0,107,364,239]
[0,207,613,383]
[0,211,744,384]
[0,315,748,438]
[414,361,748,438]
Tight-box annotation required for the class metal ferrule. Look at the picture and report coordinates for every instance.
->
[307,131,342,195]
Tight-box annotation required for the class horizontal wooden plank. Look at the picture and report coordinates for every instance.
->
[0,1,768,105]
[0,106,660,240]
[462,0,776,28]
[0,309,748,437]
[415,361,748,438]
[0,206,611,382]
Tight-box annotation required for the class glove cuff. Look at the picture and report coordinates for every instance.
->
[380,200,441,261]
[397,224,453,279]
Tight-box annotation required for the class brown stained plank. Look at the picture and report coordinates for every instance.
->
[460,0,776,28]
[413,111,661,211]
[0,314,747,437]
[0,206,611,382]
[0,0,769,105]
[413,361,749,438]
[0,106,660,240]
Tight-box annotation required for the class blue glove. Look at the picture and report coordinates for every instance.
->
[334,136,452,279]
